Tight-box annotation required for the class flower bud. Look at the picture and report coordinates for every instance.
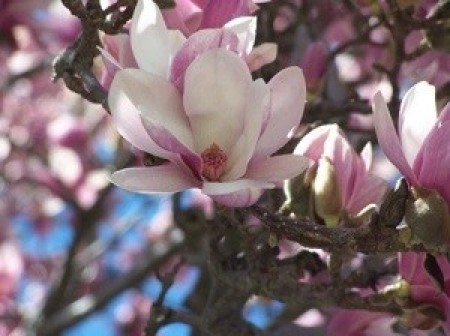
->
[312,157,342,227]
[404,186,450,249]
[282,168,314,217]
[379,178,408,228]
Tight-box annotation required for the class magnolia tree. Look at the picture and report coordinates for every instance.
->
[2,0,450,335]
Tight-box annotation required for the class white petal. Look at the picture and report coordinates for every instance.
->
[372,92,418,185]
[109,69,195,151]
[399,81,437,166]
[253,67,306,158]
[360,142,373,172]
[245,154,310,182]
[110,164,200,193]
[131,0,171,76]
[223,79,269,180]
[224,16,257,55]
[202,179,274,195]
[183,49,252,152]
[169,29,187,57]
[108,71,171,158]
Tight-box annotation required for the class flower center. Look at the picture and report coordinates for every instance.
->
[201,143,227,181]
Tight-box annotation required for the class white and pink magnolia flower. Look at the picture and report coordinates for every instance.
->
[100,0,277,89]
[108,48,308,207]
[293,124,387,225]
[373,81,450,203]
[373,82,450,332]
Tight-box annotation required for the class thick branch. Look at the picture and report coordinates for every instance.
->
[250,206,425,254]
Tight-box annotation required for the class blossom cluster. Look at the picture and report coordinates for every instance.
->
[102,0,450,334]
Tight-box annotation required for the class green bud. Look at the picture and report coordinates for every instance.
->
[404,186,450,249]
[282,168,314,218]
[379,178,408,228]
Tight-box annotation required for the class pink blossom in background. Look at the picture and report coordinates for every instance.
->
[327,309,397,336]
[0,242,23,299]
[298,42,328,94]
[403,31,450,88]
[327,309,430,336]
[399,253,450,332]
[294,124,387,225]
[0,0,80,50]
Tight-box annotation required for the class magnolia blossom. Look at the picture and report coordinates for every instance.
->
[373,81,450,208]
[107,1,308,207]
[293,124,386,226]
[100,0,277,88]
[373,82,450,332]
[109,50,308,207]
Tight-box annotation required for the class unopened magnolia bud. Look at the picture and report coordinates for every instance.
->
[379,178,408,227]
[282,169,314,217]
[405,187,450,249]
[312,157,342,227]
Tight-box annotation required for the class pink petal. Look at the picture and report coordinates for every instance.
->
[346,174,387,215]
[202,179,274,195]
[110,164,200,193]
[322,126,360,207]
[109,69,195,151]
[199,0,249,29]
[224,16,257,55]
[372,92,418,185]
[131,0,172,76]
[245,154,310,182]
[142,123,203,179]
[294,124,338,160]
[102,33,137,69]
[162,0,202,34]
[253,67,306,159]
[437,102,450,123]
[399,252,427,284]
[414,121,450,203]
[327,310,392,336]
[222,79,268,180]
[170,29,239,92]
[108,72,172,159]
[183,49,252,152]
[360,142,373,172]
[399,81,437,166]
[169,30,187,57]
[210,188,264,207]
[298,42,328,92]
[246,42,278,72]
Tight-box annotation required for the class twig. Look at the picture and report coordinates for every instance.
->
[37,230,185,335]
